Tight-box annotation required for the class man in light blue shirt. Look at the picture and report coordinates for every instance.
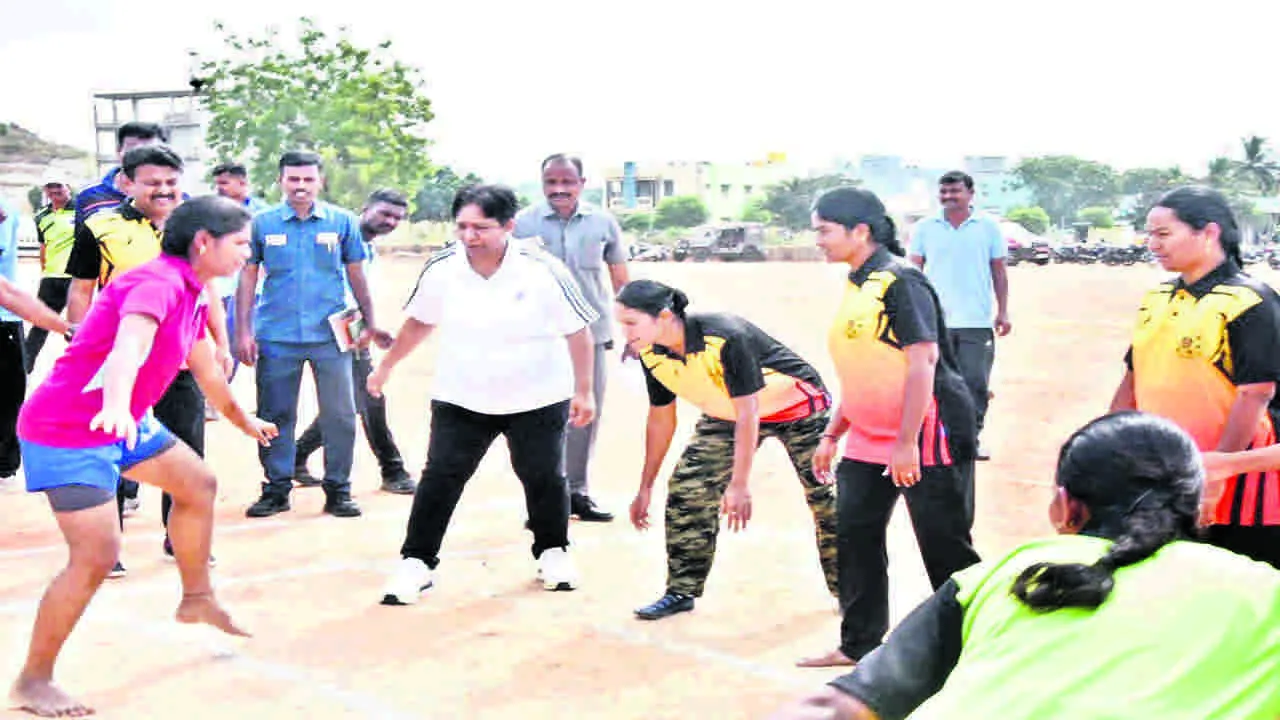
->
[0,197,24,476]
[294,188,414,495]
[909,171,1011,471]
[512,153,630,522]
[234,151,389,519]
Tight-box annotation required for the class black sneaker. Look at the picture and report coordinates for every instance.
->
[571,493,614,522]
[294,464,323,487]
[635,591,694,620]
[380,472,416,495]
[323,493,362,518]
[108,560,126,579]
[246,490,291,518]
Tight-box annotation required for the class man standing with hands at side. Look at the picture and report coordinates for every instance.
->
[909,171,1010,468]
[236,151,389,519]
[513,153,629,522]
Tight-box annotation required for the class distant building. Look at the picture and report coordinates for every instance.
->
[93,90,212,193]
[601,155,793,221]
[853,154,1032,219]
[961,155,1033,216]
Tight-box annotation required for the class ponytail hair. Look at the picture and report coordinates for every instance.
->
[1154,185,1244,268]
[812,187,904,257]
[616,279,689,320]
[1011,411,1202,613]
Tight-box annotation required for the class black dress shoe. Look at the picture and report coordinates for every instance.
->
[635,591,694,620]
[571,493,614,522]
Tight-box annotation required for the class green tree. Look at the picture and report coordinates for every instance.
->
[1120,166,1191,228]
[620,212,655,233]
[760,174,856,230]
[655,195,708,229]
[1010,156,1120,226]
[411,166,484,222]
[1078,206,1115,228]
[1005,206,1050,235]
[27,186,43,213]
[194,17,435,209]
[1234,135,1279,195]
[740,196,772,223]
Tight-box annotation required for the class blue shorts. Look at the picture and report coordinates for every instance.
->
[20,412,178,494]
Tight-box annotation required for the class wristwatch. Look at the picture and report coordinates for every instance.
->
[63,324,78,342]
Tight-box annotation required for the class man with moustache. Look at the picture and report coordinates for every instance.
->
[236,151,389,519]
[293,189,415,495]
[65,144,230,575]
[512,154,629,522]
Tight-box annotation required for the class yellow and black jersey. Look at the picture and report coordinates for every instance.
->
[66,201,162,290]
[639,312,828,423]
[1126,260,1280,527]
[827,247,976,466]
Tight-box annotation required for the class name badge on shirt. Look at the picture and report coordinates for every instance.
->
[265,234,287,246]
[317,232,339,250]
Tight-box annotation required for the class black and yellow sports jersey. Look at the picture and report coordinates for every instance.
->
[640,313,828,423]
[1125,260,1280,527]
[827,247,976,466]
[66,201,162,290]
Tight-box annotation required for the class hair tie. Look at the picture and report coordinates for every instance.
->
[1124,488,1155,516]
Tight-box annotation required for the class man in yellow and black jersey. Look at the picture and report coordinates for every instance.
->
[62,145,230,578]
[619,280,839,621]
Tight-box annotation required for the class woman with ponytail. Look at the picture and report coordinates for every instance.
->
[1111,185,1280,569]
[799,186,981,669]
[615,279,840,621]
[769,411,1280,720]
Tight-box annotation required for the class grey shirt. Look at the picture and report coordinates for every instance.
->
[512,201,626,345]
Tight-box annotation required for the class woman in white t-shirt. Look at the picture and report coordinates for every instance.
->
[368,184,598,604]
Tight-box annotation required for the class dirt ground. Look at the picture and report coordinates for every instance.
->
[0,255,1253,719]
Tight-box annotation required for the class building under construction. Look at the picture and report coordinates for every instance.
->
[91,89,211,193]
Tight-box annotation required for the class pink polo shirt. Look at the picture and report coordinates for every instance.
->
[18,255,210,448]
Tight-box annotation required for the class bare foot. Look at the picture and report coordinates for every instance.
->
[176,593,251,638]
[10,675,94,717]
[795,648,856,668]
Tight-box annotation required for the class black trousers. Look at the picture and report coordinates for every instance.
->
[23,277,71,373]
[1208,525,1280,571]
[949,328,994,434]
[836,458,981,661]
[0,321,25,476]
[115,370,206,531]
[400,399,570,569]
[295,349,405,478]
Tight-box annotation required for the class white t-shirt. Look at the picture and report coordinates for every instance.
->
[404,240,598,415]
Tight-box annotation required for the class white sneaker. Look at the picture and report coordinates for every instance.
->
[536,547,578,591]
[380,557,433,606]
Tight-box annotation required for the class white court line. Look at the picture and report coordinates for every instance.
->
[0,496,528,562]
[593,625,815,690]
[94,600,426,720]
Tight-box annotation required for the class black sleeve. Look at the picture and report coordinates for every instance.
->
[34,213,46,246]
[65,220,101,282]
[1123,344,1134,371]
[885,271,940,347]
[1228,297,1280,386]
[828,578,964,720]
[720,333,766,398]
[641,360,677,407]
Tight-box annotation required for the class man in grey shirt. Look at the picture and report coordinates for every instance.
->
[513,154,630,521]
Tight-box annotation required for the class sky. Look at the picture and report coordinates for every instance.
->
[3,0,1279,186]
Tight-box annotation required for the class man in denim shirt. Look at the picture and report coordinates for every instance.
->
[234,151,389,518]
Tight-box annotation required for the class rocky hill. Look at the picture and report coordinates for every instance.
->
[0,122,88,163]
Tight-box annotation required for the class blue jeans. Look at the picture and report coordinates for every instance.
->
[255,339,356,495]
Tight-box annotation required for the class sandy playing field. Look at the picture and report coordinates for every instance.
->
[0,255,1253,719]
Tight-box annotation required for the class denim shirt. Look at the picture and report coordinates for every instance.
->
[249,201,366,344]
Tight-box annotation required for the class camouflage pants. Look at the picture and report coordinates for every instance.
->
[665,409,839,598]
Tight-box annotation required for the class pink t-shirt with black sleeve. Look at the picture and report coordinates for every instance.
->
[18,255,210,448]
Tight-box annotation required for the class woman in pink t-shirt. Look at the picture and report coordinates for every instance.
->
[12,196,277,719]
